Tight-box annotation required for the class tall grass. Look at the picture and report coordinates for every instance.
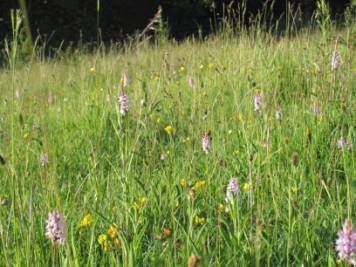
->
[0,4,355,266]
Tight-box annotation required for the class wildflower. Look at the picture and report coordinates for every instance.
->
[45,211,66,245]
[122,71,130,88]
[231,114,242,121]
[199,64,204,70]
[160,152,168,161]
[202,132,211,154]
[139,196,147,205]
[291,186,297,193]
[179,65,185,72]
[208,62,214,68]
[23,133,29,139]
[89,66,95,73]
[335,219,356,265]
[275,107,282,120]
[118,90,129,115]
[192,180,206,191]
[0,196,10,206]
[182,137,190,143]
[188,76,195,88]
[254,92,263,112]
[180,178,187,186]
[217,203,225,213]
[153,73,160,81]
[80,213,93,227]
[48,93,55,104]
[242,182,251,192]
[188,254,201,267]
[40,152,49,166]
[107,225,118,239]
[331,51,341,71]
[162,227,172,238]
[98,234,109,251]
[337,137,346,150]
[225,178,239,205]
[194,216,205,225]
[164,125,173,135]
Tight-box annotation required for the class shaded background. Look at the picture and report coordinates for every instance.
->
[0,0,353,47]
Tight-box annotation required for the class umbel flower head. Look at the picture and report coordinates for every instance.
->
[202,132,211,154]
[331,51,341,71]
[118,90,129,115]
[45,211,66,245]
[254,92,263,112]
[225,177,240,206]
[335,219,356,265]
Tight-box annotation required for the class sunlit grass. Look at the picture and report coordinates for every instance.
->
[0,24,355,266]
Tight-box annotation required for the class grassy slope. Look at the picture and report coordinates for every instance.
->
[0,26,355,266]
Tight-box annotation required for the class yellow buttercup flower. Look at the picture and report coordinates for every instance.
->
[107,225,118,239]
[179,65,185,72]
[242,182,251,192]
[192,180,206,191]
[89,66,95,73]
[98,234,107,245]
[291,186,297,193]
[218,203,225,213]
[180,178,187,186]
[194,216,205,225]
[80,213,93,227]
[164,125,173,135]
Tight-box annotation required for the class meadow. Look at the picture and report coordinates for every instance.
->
[0,16,355,266]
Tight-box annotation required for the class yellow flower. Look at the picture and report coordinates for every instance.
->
[23,133,29,139]
[156,117,161,124]
[242,182,251,192]
[98,234,107,245]
[139,196,146,204]
[192,180,206,191]
[89,66,95,73]
[182,137,190,143]
[232,114,242,121]
[164,125,173,135]
[291,186,297,193]
[194,216,205,225]
[162,227,172,238]
[217,203,225,213]
[199,64,204,70]
[80,213,93,227]
[179,65,185,72]
[180,178,187,186]
[107,226,118,239]
[153,74,160,81]
[208,62,214,68]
